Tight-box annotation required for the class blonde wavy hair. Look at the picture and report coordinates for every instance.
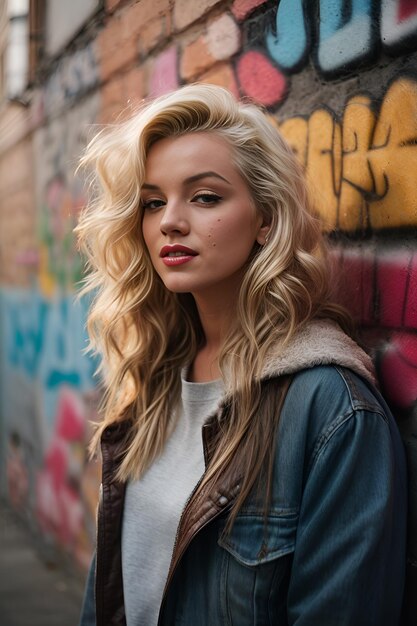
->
[76,84,350,523]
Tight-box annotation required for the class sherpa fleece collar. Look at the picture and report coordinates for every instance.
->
[261,318,376,385]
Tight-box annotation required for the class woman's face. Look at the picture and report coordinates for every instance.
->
[141,132,268,301]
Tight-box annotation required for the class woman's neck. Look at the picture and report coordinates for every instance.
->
[188,296,234,382]
[188,344,221,382]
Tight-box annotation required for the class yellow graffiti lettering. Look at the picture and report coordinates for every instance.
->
[307,109,341,230]
[367,78,417,229]
[278,77,417,231]
[280,110,341,230]
[278,116,308,167]
[339,95,375,231]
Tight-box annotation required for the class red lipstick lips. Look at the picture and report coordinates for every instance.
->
[160,244,198,266]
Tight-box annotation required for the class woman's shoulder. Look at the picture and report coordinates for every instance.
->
[277,365,394,463]
[259,364,405,517]
[287,364,385,417]
[268,365,405,506]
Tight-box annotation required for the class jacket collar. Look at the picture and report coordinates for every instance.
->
[261,318,375,385]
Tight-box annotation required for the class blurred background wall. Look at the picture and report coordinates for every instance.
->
[0,0,416,578]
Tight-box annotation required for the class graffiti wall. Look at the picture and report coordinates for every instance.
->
[0,290,99,567]
[0,42,101,569]
[0,0,416,584]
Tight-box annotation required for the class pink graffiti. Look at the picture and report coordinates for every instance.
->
[36,465,84,546]
[149,46,179,97]
[379,331,417,408]
[36,387,86,547]
[56,386,85,441]
[236,50,286,106]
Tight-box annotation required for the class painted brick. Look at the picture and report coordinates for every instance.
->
[237,50,286,106]
[134,0,171,23]
[122,0,171,41]
[0,119,35,288]
[181,36,215,81]
[199,62,239,97]
[99,0,172,81]
[0,202,36,286]
[100,76,124,123]
[174,0,223,31]
[97,15,138,81]
[138,18,167,57]
[148,46,179,97]
[206,13,241,61]
[231,0,268,22]
[122,65,146,107]
[100,66,145,123]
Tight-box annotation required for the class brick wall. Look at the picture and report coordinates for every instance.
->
[0,0,416,573]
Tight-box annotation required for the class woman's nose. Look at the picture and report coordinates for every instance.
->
[160,202,190,235]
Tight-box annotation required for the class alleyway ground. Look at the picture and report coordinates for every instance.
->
[0,502,86,626]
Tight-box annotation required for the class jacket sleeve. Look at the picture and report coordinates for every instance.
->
[287,408,407,626]
[78,552,96,626]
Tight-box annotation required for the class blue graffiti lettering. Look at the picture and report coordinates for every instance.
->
[2,290,98,425]
[3,291,96,390]
[7,297,48,378]
[266,0,309,70]
[317,0,376,73]
[250,0,417,94]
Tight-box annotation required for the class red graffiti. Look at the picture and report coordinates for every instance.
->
[398,0,417,21]
[236,50,286,106]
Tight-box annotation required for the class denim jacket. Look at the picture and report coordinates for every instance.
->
[79,321,407,626]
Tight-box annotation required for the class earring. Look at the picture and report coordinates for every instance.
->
[264,234,270,245]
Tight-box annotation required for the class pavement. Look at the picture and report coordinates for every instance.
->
[0,502,87,626]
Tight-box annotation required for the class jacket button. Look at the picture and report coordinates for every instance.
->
[218,495,228,506]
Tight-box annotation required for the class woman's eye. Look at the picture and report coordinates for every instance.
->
[193,193,222,205]
[141,199,165,211]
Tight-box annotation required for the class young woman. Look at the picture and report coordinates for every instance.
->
[77,84,406,626]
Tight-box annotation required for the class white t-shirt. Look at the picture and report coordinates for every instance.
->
[121,375,223,626]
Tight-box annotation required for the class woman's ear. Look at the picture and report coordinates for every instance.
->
[256,224,271,246]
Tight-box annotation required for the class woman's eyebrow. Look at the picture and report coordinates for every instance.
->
[142,171,231,190]
[184,171,232,185]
